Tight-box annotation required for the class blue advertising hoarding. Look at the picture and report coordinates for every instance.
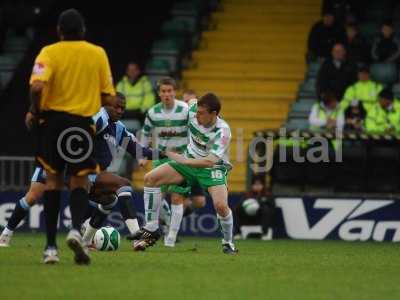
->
[1,192,399,242]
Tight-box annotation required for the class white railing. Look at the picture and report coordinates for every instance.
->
[0,156,35,191]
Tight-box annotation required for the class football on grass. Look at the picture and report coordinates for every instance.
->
[93,226,120,251]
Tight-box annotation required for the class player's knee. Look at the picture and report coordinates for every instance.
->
[214,201,229,216]
[98,196,118,213]
[25,188,44,205]
[193,196,206,208]
[144,172,158,187]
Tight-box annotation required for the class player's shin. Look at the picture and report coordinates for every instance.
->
[217,209,234,244]
[167,203,184,243]
[159,199,172,229]
[143,187,162,232]
[116,186,140,235]
[69,188,89,231]
[5,197,32,232]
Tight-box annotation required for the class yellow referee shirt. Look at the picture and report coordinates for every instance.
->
[30,41,115,117]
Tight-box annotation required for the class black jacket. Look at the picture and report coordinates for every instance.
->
[316,58,357,99]
[308,21,346,59]
[346,33,371,64]
[371,34,400,63]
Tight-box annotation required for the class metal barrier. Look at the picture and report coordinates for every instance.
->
[0,156,35,191]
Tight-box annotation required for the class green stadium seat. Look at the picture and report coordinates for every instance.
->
[392,83,400,99]
[150,38,183,74]
[285,118,309,131]
[305,61,321,80]
[370,63,398,85]
[298,78,317,98]
[145,58,171,89]
[297,98,317,105]
[359,23,380,41]
[0,55,18,71]
[364,5,385,23]
[0,71,14,90]
[288,101,314,119]
[3,37,30,52]
[171,0,207,17]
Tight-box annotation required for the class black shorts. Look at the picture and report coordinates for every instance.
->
[35,110,98,176]
[190,184,206,197]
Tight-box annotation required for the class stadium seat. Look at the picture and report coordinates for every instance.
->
[298,78,317,98]
[370,63,398,85]
[305,61,321,80]
[3,36,30,52]
[161,19,194,52]
[0,71,14,90]
[0,55,18,71]
[150,38,182,74]
[364,4,386,23]
[359,23,380,41]
[145,58,171,88]
[284,118,309,131]
[392,83,400,99]
[287,101,313,119]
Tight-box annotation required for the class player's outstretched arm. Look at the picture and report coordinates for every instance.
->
[165,151,217,168]
[122,127,164,161]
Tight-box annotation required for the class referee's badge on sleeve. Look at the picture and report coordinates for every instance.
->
[33,62,45,75]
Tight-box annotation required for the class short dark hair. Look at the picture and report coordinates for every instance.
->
[198,93,221,115]
[382,19,394,28]
[379,88,394,101]
[320,90,338,103]
[183,89,196,96]
[157,77,177,91]
[127,62,140,68]
[58,8,85,40]
[116,92,126,101]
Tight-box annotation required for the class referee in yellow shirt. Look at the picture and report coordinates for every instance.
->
[27,9,115,265]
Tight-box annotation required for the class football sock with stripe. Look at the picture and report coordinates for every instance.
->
[116,186,139,235]
[6,197,31,231]
[143,187,162,232]
[168,203,184,241]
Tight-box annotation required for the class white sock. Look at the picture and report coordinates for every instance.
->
[143,187,162,232]
[125,218,140,235]
[159,199,171,226]
[217,209,234,244]
[82,222,97,244]
[168,204,184,240]
[2,227,14,236]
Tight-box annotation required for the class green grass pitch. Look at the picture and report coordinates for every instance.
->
[1,233,399,300]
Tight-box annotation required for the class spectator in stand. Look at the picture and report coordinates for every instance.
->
[345,22,370,64]
[182,89,197,103]
[309,90,345,132]
[322,0,364,24]
[307,11,346,61]
[371,21,400,63]
[365,88,400,134]
[340,64,383,112]
[116,62,156,132]
[316,43,357,100]
[233,177,274,241]
[344,100,367,131]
